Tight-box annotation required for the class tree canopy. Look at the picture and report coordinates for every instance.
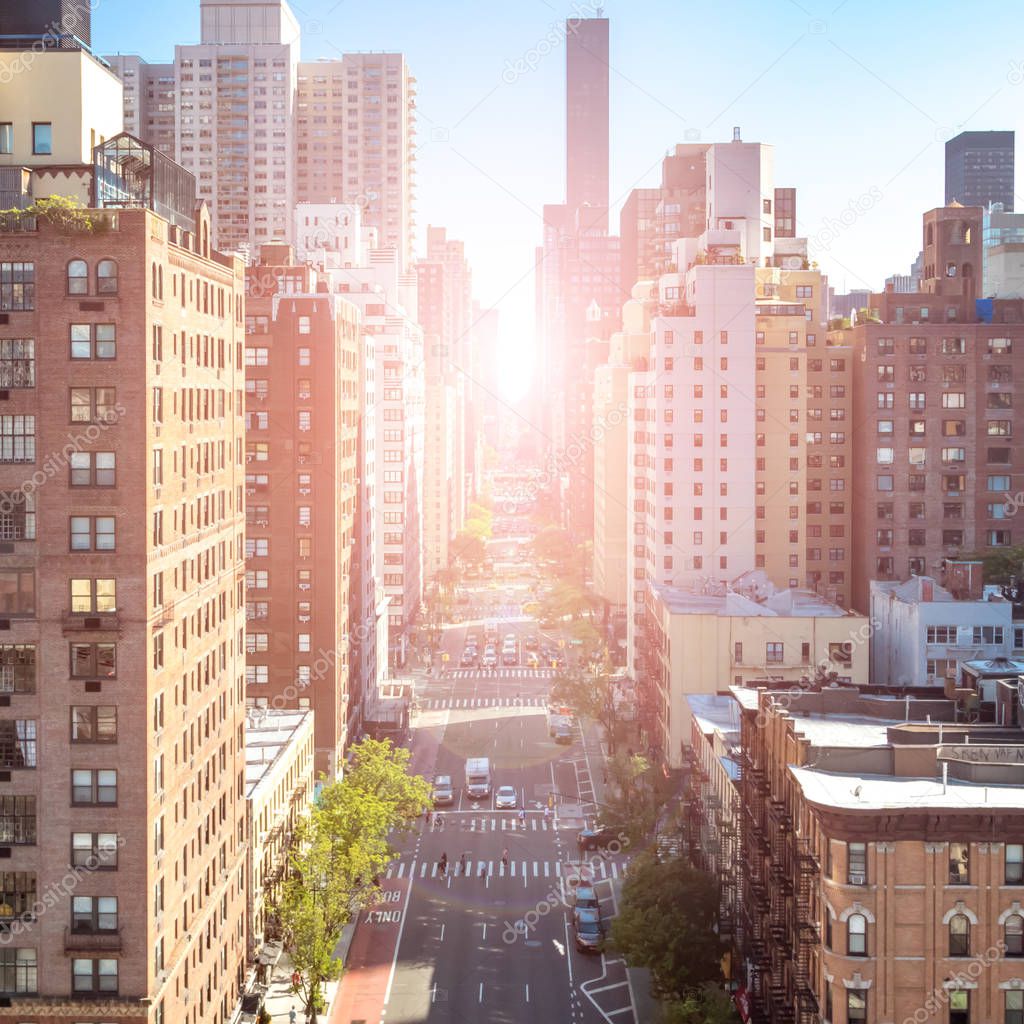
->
[610,855,726,1002]
[277,740,431,1020]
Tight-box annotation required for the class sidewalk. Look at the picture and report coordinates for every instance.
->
[581,717,661,1024]
[254,921,358,1023]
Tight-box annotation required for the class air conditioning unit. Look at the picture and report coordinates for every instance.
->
[848,872,865,885]
[298,583,311,591]
[298,487,311,495]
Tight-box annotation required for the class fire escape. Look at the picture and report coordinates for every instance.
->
[739,741,771,1023]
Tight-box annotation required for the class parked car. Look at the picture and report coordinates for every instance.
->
[238,990,266,1023]
[573,884,599,911]
[577,824,618,851]
[432,775,454,807]
[573,908,604,953]
[495,785,518,809]
[554,722,573,744]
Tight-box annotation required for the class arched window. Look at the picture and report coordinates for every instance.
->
[847,913,867,956]
[157,266,163,301]
[96,260,118,295]
[151,263,158,298]
[949,913,970,956]
[68,260,88,295]
[1006,913,1024,956]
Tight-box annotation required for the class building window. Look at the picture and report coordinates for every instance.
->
[70,324,116,359]
[0,796,35,845]
[70,578,116,614]
[0,416,34,463]
[68,260,89,295]
[0,571,33,617]
[0,721,35,769]
[70,386,116,423]
[766,642,784,664]
[70,707,117,744]
[949,914,970,956]
[71,896,117,933]
[69,451,116,486]
[1007,844,1024,884]
[848,842,867,884]
[0,124,11,155]
[70,643,115,678]
[0,948,36,993]
[949,842,970,884]
[72,769,117,805]
[1006,914,1024,956]
[70,516,115,551]
[31,122,52,155]
[847,991,866,1024]
[847,913,867,956]
[0,493,34,541]
[71,958,117,994]
[1007,992,1024,1024]
[96,260,118,295]
[949,990,969,1024]
[0,263,34,312]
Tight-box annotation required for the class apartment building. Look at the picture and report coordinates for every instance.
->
[244,708,314,960]
[593,283,654,624]
[0,121,249,1024]
[835,204,1024,611]
[637,579,866,767]
[105,0,301,255]
[243,244,359,777]
[296,54,417,269]
[733,684,1024,1024]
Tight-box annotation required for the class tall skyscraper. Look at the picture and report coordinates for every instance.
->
[945,130,1015,211]
[0,41,250,1019]
[106,0,301,255]
[296,54,418,269]
[565,15,609,230]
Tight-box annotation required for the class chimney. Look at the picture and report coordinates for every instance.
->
[921,579,934,602]
[732,127,742,143]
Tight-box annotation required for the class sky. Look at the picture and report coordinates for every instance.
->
[97,0,1024,402]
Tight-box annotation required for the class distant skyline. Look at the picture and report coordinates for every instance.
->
[96,0,1024,401]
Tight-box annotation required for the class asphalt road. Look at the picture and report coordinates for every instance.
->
[332,613,639,1024]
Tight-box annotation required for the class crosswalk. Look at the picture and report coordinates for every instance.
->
[442,668,556,680]
[431,816,559,832]
[419,695,548,710]
[385,857,630,881]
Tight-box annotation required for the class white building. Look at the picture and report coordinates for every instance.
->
[294,202,372,268]
[870,574,1023,687]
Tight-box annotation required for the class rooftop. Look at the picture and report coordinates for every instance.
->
[686,694,741,740]
[651,577,850,619]
[245,708,313,799]
[792,765,1024,811]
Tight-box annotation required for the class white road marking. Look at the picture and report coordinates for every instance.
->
[525,984,530,1003]
[382,860,415,1007]
[397,863,405,878]
[439,924,444,942]
[544,862,550,877]
[479,982,484,1003]
[533,861,539,876]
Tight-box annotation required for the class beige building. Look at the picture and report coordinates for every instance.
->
[245,709,314,960]
[639,578,867,767]
[0,44,122,206]
[593,282,653,618]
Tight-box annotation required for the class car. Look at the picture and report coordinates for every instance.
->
[573,884,599,911]
[554,722,573,744]
[495,785,518,809]
[576,824,618,851]
[504,633,516,643]
[526,652,540,668]
[573,908,604,953]
[525,635,539,650]
[460,650,477,667]
[432,775,454,806]
[466,632,479,645]
[502,651,517,666]
[482,652,498,667]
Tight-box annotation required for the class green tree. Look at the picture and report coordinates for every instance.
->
[602,751,677,844]
[277,740,431,1021]
[963,546,1024,587]
[531,525,575,564]
[662,985,741,1024]
[611,855,726,1002]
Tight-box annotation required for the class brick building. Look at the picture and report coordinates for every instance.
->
[244,245,359,778]
[0,150,249,1021]
[731,685,1024,1024]
[833,205,1024,611]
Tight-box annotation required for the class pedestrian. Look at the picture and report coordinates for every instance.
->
[291,970,301,991]
[544,805,551,822]
[518,808,526,824]
[289,1008,297,1024]
[479,861,486,878]
[459,852,467,875]
[439,852,448,876]
[424,809,432,829]
[502,848,510,869]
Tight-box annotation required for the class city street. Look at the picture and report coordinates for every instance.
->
[332,608,639,1024]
